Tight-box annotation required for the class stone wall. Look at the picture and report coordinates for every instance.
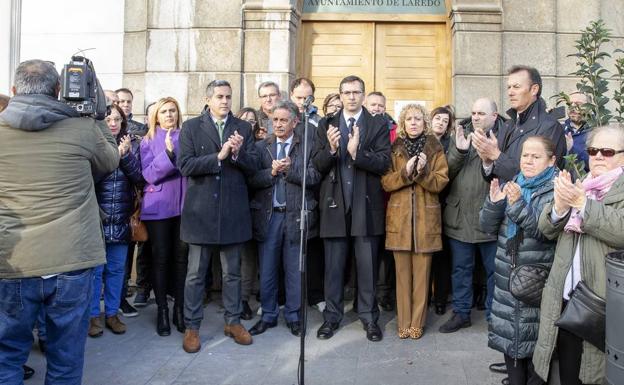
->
[124,0,624,120]
[124,0,299,119]
[451,0,624,118]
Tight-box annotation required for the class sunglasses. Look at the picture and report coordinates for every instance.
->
[587,147,624,157]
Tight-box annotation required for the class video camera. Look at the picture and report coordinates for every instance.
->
[59,55,107,120]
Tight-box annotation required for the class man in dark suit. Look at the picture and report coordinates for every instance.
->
[247,100,321,337]
[312,75,391,341]
[472,65,566,182]
[178,80,257,353]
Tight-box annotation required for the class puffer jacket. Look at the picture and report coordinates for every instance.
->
[96,136,144,243]
[479,178,556,359]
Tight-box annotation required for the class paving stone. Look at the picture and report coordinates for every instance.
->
[24,296,507,385]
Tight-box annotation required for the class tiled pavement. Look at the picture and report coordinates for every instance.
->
[25,298,506,385]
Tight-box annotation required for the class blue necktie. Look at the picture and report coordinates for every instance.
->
[276,142,287,205]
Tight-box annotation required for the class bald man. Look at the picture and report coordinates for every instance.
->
[439,98,505,333]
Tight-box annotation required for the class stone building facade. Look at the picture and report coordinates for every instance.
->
[3,1,622,120]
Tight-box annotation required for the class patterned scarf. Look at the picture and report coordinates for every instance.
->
[404,133,426,159]
[564,166,624,233]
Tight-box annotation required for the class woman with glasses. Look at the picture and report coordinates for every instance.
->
[237,107,266,141]
[533,124,624,385]
[89,104,144,338]
[322,93,342,117]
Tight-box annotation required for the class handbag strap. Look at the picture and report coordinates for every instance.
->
[569,235,583,296]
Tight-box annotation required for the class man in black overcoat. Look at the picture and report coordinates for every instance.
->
[472,65,566,182]
[312,75,391,341]
[178,80,257,352]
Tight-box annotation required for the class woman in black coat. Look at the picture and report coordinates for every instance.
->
[89,104,143,338]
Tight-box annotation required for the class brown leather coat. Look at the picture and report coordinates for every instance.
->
[381,134,449,252]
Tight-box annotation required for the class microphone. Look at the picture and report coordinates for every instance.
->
[303,95,315,107]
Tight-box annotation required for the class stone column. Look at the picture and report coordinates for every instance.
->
[242,0,301,108]
[0,0,21,95]
[450,0,503,118]
[123,0,245,118]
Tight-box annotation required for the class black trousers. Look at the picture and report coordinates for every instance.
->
[121,239,153,298]
[323,235,380,324]
[145,217,188,308]
[503,354,543,385]
[430,235,451,306]
[306,236,325,305]
[376,233,395,302]
[556,327,585,385]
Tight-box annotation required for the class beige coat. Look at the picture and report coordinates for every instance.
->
[381,135,449,252]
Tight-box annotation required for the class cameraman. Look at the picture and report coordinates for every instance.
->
[0,59,119,384]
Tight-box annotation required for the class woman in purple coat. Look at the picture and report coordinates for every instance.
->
[140,97,187,336]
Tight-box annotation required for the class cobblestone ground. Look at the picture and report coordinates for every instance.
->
[26,296,506,385]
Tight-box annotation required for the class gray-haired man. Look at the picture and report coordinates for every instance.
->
[0,59,119,383]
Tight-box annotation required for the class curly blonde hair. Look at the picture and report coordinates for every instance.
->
[396,104,430,139]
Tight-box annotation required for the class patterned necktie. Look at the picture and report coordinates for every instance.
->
[216,120,224,142]
[276,142,287,205]
[348,117,356,135]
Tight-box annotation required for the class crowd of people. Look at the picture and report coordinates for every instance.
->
[1,59,623,385]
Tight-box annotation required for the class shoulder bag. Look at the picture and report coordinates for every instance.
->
[554,237,606,352]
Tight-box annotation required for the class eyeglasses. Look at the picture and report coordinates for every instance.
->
[105,117,122,124]
[340,91,363,97]
[587,147,624,157]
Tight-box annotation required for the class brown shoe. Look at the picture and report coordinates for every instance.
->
[105,314,127,334]
[224,324,252,345]
[183,329,201,353]
[88,316,103,338]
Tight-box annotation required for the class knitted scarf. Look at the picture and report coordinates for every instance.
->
[564,166,624,233]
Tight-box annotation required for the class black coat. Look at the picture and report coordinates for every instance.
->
[96,137,144,243]
[487,98,566,182]
[178,112,258,245]
[248,133,321,242]
[312,108,391,237]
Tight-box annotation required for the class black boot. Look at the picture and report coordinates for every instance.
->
[172,304,185,334]
[157,306,171,336]
[476,285,487,311]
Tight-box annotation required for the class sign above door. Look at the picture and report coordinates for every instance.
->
[303,0,446,14]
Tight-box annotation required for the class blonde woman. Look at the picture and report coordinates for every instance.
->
[381,104,449,339]
[140,97,187,336]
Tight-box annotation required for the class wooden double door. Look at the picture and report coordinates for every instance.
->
[299,22,450,119]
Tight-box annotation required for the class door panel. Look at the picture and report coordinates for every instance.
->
[375,23,449,118]
[300,21,450,119]
[301,22,374,104]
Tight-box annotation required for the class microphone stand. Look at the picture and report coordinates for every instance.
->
[297,103,311,385]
